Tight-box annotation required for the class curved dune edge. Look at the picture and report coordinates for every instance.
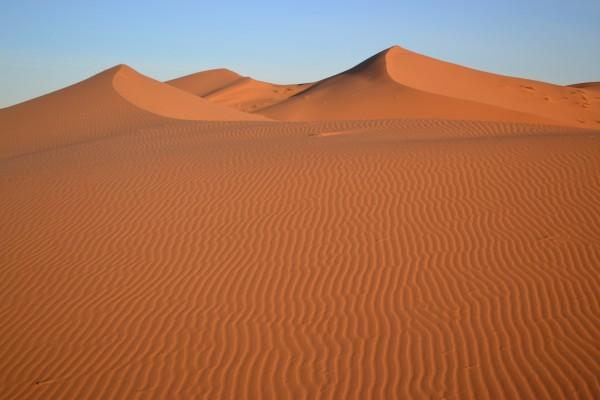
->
[203,77,313,112]
[0,66,156,158]
[569,82,600,94]
[166,68,244,97]
[0,64,269,158]
[259,49,563,125]
[111,65,268,121]
[166,68,313,112]
[383,46,600,128]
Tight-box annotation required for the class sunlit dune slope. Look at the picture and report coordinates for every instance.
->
[260,48,560,124]
[167,69,312,112]
[0,65,266,158]
[204,77,312,112]
[380,46,600,127]
[258,47,600,128]
[166,68,243,96]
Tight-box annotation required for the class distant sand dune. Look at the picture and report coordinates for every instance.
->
[0,65,265,158]
[257,47,600,128]
[204,77,312,112]
[167,69,312,112]
[382,47,600,128]
[259,48,560,125]
[166,68,244,96]
[112,65,267,121]
[1,46,600,399]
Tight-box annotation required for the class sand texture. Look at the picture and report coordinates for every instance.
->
[570,82,600,94]
[1,47,600,399]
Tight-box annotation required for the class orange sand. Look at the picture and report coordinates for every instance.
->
[0,65,265,158]
[261,47,600,128]
[1,47,599,399]
[570,82,600,94]
[168,69,312,112]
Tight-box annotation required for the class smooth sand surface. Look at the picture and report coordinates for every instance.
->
[167,68,244,97]
[1,47,600,399]
[168,70,312,112]
[204,78,312,112]
[260,47,600,128]
[0,65,265,158]
[260,49,557,124]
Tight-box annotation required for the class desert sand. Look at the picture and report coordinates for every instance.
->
[570,82,600,94]
[1,46,599,399]
[167,69,313,113]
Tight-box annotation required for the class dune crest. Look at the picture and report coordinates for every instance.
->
[112,65,267,121]
[0,65,266,157]
[259,48,559,124]
[167,69,312,112]
[204,77,312,112]
[166,68,243,96]
[382,46,600,127]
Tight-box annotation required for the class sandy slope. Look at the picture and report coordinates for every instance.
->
[166,68,243,96]
[204,78,312,112]
[260,49,558,124]
[260,47,600,128]
[570,82,600,94]
[1,48,600,399]
[167,69,312,112]
[381,47,600,128]
[0,65,265,158]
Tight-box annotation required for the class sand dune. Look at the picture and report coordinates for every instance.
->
[113,65,267,121]
[204,78,312,112]
[1,47,600,399]
[166,68,243,96]
[0,65,265,158]
[167,69,312,112]
[570,82,600,94]
[260,48,559,124]
[260,47,600,128]
[380,46,600,128]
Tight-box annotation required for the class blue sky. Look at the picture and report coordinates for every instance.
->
[1,0,599,107]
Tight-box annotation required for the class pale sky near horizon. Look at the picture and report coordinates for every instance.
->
[1,1,599,108]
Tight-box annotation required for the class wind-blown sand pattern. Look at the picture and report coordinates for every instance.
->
[1,47,600,399]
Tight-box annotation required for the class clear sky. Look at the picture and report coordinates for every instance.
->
[1,0,599,108]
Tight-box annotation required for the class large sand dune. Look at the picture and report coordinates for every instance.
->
[260,47,600,128]
[381,47,600,128]
[259,49,557,124]
[1,47,599,399]
[0,65,265,158]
